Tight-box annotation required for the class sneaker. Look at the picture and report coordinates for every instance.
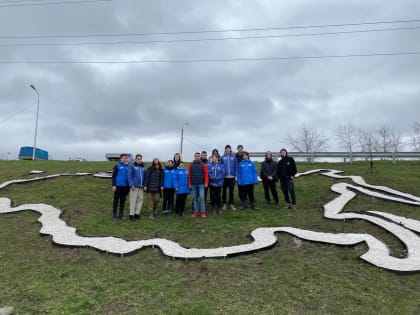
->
[285,204,291,209]
[266,202,272,208]
[230,204,237,210]
[191,211,199,218]
[200,212,207,218]
[222,204,227,211]
[274,203,280,209]
[112,216,117,221]
[134,214,140,220]
[129,215,135,221]
[292,204,297,210]
[149,214,155,219]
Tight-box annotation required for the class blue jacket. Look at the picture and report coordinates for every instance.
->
[173,168,190,194]
[163,167,176,188]
[127,162,146,187]
[221,153,238,177]
[112,161,129,187]
[207,162,225,187]
[237,160,258,185]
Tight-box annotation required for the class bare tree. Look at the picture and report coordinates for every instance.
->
[336,123,358,152]
[409,121,420,151]
[358,128,378,153]
[376,126,403,152]
[285,125,329,161]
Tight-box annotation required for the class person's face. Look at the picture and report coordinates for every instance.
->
[266,154,272,160]
[167,160,173,167]
[211,155,218,163]
[174,154,180,161]
[194,153,201,161]
[243,154,249,160]
[120,156,128,164]
[179,162,185,169]
[280,150,287,158]
[225,147,232,154]
[238,147,243,153]
[153,158,160,165]
[135,156,142,163]
[201,152,207,160]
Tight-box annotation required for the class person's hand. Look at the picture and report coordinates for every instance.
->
[131,186,136,190]
[144,186,148,192]
[112,186,117,192]
[268,176,273,180]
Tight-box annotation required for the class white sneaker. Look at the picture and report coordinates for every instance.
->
[230,204,237,210]
[222,204,227,211]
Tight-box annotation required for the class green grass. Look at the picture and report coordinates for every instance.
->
[0,160,419,314]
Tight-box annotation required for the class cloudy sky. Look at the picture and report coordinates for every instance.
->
[1,0,419,161]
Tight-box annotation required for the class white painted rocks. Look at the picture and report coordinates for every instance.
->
[0,169,419,272]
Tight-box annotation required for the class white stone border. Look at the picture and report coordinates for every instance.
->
[0,169,419,272]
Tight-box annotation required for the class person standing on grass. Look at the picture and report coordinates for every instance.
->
[221,145,238,210]
[260,151,280,209]
[201,150,210,205]
[144,158,164,219]
[207,154,225,213]
[188,152,209,218]
[237,151,259,210]
[127,154,146,221]
[111,153,130,220]
[236,144,245,204]
[173,162,190,216]
[277,148,297,210]
[162,160,176,216]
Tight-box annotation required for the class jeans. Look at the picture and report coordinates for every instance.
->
[222,177,235,205]
[280,179,296,205]
[191,184,206,211]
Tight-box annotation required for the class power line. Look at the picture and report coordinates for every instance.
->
[0,104,33,124]
[0,51,419,64]
[0,18,419,39]
[0,0,111,8]
[1,25,419,47]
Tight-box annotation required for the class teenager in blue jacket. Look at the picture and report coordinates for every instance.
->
[111,153,130,220]
[207,154,225,213]
[173,162,190,216]
[221,145,238,210]
[127,154,146,220]
[162,160,175,215]
[237,151,259,210]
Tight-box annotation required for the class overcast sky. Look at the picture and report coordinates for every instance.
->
[1,0,419,161]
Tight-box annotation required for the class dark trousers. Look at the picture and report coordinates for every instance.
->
[262,180,279,203]
[162,188,175,211]
[112,186,130,218]
[239,184,255,204]
[175,193,188,215]
[280,179,296,205]
[209,186,222,208]
[222,177,235,205]
[238,185,246,201]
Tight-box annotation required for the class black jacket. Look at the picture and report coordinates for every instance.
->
[277,155,297,180]
[144,166,163,192]
[260,159,278,182]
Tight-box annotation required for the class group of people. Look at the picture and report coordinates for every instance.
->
[111,145,297,221]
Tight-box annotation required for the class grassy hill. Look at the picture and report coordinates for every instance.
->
[0,160,419,314]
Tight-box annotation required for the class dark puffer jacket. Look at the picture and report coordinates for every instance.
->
[276,154,297,180]
[145,166,163,192]
[260,159,278,182]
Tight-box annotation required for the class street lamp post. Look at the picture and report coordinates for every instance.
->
[180,122,189,159]
[30,84,40,161]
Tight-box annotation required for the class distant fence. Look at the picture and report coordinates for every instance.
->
[249,151,420,164]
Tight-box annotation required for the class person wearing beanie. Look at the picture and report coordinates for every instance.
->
[277,148,297,209]
[260,151,280,209]
[221,144,238,210]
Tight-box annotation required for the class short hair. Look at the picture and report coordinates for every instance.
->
[201,150,207,154]
[135,154,143,159]
[243,151,249,157]
[194,152,201,156]
[119,153,128,159]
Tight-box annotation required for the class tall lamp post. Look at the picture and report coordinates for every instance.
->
[30,84,40,161]
[180,122,189,159]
